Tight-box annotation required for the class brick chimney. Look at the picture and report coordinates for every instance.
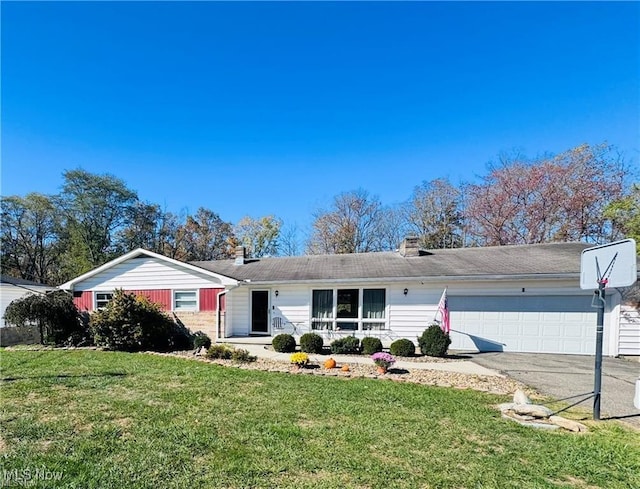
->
[234,246,246,265]
[399,236,420,257]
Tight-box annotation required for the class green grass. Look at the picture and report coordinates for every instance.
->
[1,350,638,489]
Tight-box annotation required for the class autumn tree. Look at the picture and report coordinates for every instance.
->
[234,215,282,257]
[179,207,235,261]
[405,178,463,249]
[0,193,62,284]
[465,144,629,246]
[306,189,387,254]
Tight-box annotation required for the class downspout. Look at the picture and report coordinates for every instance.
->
[216,284,239,342]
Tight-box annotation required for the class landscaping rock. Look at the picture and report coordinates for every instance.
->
[512,404,554,418]
[194,346,208,356]
[162,351,530,394]
[498,403,516,413]
[502,414,560,430]
[549,416,589,433]
[513,389,532,405]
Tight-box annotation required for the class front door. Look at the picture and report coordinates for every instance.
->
[251,290,270,334]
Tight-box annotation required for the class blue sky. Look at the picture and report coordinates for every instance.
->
[2,1,639,238]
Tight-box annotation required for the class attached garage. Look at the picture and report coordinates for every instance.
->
[449,295,601,355]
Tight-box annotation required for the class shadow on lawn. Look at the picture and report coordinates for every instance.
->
[1,372,127,382]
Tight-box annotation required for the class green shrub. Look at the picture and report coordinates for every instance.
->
[90,289,190,352]
[4,290,86,346]
[361,336,383,355]
[230,348,257,363]
[330,336,360,355]
[390,338,416,357]
[418,325,451,357]
[193,331,212,350]
[272,334,296,353]
[206,344,234,360]
[300,332,324,353]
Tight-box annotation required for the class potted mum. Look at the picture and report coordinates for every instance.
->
[371,352,395,374]
[290,352,309,370]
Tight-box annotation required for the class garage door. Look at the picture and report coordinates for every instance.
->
[448,295,597,355]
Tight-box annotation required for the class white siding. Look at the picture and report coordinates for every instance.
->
[388,285,442,339]
[222,279,618,355]
[226,287,250,337]
[76,257,225,291]
[619,304,640,356]
[272,285,309,332]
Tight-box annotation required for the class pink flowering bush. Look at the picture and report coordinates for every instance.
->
[371,352,395,369]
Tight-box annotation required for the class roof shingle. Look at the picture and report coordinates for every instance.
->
[191,242,592,283]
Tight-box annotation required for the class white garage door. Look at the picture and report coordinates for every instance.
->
[448,296,597,355]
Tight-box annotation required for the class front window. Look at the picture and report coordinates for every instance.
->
[311,289,333,330]
[95,292,113,310]
[362,288,386,330]
[174,290,197,310]
[311,288,386,331]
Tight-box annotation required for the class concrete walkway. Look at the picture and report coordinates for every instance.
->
[231,343,503,377]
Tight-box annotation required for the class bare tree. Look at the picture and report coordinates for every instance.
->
[376,205,409,251]
[306,189,386,254]
[279,223,303,256]
[405,178,463,249]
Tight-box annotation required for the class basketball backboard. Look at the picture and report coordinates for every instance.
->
[580,239,637,290]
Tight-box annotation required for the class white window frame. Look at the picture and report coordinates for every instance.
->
[173,290,199,311]
[94,291,114,310]
[310,287,388,332]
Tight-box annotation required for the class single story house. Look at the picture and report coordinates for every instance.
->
[1,275,56,345]
[59,238,639,357]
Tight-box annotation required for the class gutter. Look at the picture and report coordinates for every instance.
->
[237,273,582,286]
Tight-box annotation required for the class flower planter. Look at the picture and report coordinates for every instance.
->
[376,366,387,375]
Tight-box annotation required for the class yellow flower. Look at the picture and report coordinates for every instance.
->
[290,352,309,366]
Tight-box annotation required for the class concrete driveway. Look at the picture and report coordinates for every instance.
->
[469,352,640,427]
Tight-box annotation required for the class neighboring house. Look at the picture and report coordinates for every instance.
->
[1,275,55,345]
[59,238,639,357]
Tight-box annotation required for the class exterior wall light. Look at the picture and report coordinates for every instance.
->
[275,290,279,297]
[403,288,408,296]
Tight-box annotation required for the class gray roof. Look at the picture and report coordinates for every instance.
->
[0,275,52,287]
[192,242,593,283]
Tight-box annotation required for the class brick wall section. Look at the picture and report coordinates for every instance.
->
[173,311,218,340]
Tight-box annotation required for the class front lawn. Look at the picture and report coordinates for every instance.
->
[1,350,638,488]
